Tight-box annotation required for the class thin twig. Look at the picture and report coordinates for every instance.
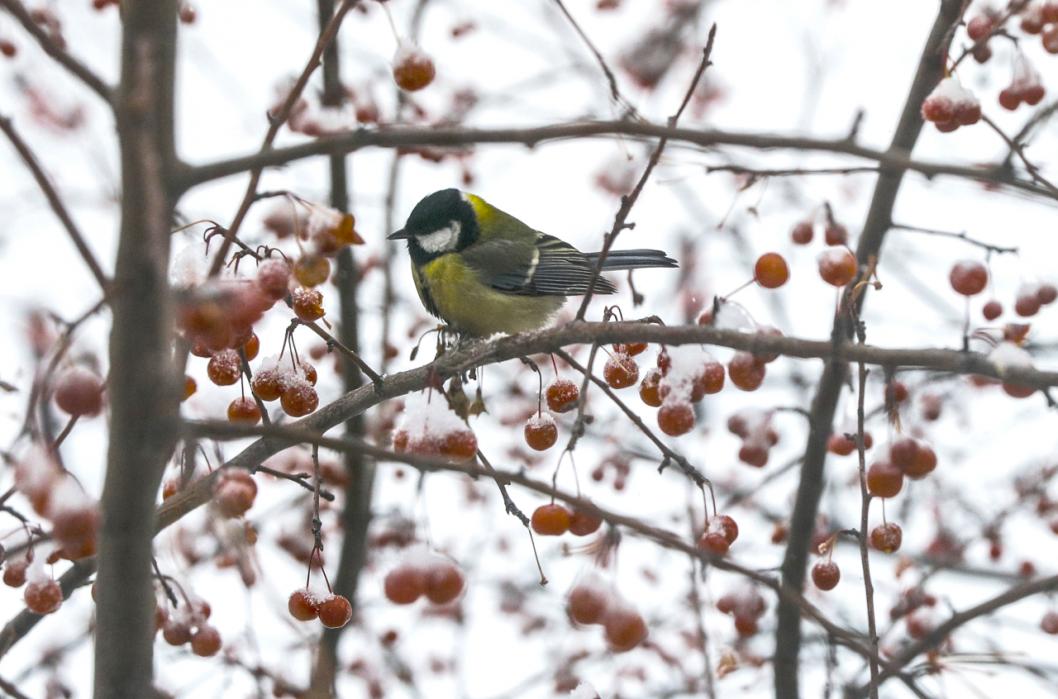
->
[292,318,384,386]
[0,116,110,293]
[551,0,637,116]
[891,222,1017,255]
[856,356,880,698]
[575,24,718,320]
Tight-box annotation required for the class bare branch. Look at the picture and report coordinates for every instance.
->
[0,115,110,294]
[0,0,112,101]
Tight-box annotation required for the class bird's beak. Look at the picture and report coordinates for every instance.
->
[387,229,410,240]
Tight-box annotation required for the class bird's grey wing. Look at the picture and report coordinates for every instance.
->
[463,234,617,296]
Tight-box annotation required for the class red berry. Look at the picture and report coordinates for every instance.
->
[639,368,663,407]
[728,352,766,391]
[603,608,648,652]
[0,40,16,58]
[738,443,769,468]
[207,349,241,386]
[162,620,191,646]
[545,379,580,413]
[568,584,609,625]
[824,223,848,246]
[603,353,639,389]
[424,564,464,604]
[1042,611,1058,635]
[754,252,789,289]
[657,401,694,436]
[827,433,856,456]
[53,367,105,416]
[318,594,353,628]
[280,382,319,417]
[1015,292,1041,317]
[954,100,981,126]
[1044,25,1058,53]
[1037,283,1057,305]
[982,300,1003,320]
[393,44,436,91]
[867,461,904,498]
[256,259,291,300]
[791,220,814,244]
[4,560,28,588]
[531,504,571,536]
[384,565,426,605]
[613,342,647,356]
[697,361,725,394]
[888,437,919,469]
[1022,84,1045,106]
[227,397,262,424]
[292,287,325,322]
[213,470,258,517]
[191,625,222,656]
[734,614,759,637]
[811,561,840,591]
[904,443,937,479]
[817,248,857,287]
[439,429,478,461]
[921,96,954,123]
[24,579,63,614]
[251,368,282,401]
[524,414,558,451]
[569,508,603,536]
[966,14,993,41]
[949,260,988,296]
[998,88,1021,111]
[869,523,903,553]
[698,532,729,555]
[288,589,319,621]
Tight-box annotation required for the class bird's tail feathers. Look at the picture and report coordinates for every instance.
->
[585,249,678,270]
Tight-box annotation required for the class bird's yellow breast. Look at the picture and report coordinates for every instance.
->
[415,255,563,337]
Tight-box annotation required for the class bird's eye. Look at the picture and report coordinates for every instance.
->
[417,221,461,253]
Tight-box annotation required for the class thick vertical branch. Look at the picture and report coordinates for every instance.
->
[772,3,964,697]
[308,0,371,694]
[94,1,180,697]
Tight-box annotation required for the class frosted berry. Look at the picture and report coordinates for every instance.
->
[639,368,662,407]
[318,594,353,628]
[791,220,813,245]
[207,349,241,386]
[949,260,987,296]
[657,401,694,436]
[524,413,558,451]
[393,42,436,91]
[256,259,291,300]
[191,625,221,656]
[292,287,325,322]
[288,589,319,621]
[728,352,766,391]
[603,353,638,388]
[24,579,63,614]
[280,382,319,417]
[546,379,579,413]
[251,368,282,401]
[817,248,857,287]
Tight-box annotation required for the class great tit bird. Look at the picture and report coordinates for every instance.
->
[389,189,677,337]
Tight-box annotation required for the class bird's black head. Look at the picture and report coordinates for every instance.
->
[388,189,480,265]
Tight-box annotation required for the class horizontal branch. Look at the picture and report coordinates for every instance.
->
[174,121,1054,200]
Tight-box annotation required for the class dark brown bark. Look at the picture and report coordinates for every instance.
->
[94,2,179,697]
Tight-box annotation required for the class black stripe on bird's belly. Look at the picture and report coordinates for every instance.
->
[412,265,441,319]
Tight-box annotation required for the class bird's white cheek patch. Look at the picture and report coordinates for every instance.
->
[418,221,461,253]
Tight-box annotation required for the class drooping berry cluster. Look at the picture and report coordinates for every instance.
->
[920,77,981,132]
[716,587,767,637]
[530,502,603,537]
[391,391,478,461]
[287,588,353,628]
[383,551,466,606]
[727,409,780,468]
[566,575,648,652]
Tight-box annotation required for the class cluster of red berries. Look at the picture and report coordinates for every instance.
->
[392,40,436,92]
[530,502,603,537]
[1015,3,1058,53]
[827,430,874,457]
[697,514,739,556]
[866,436,938,499]
[391,392,479,462]
[641,346,725,437]
[383,553,465,606]
[999,64,1046,111]
[716,587,767,637]
[728,409,780,468]
[160,599,222,657]
[791,216,849,246]
[250,357,320,419]
[566,577,648,652]
[288,588,353,628]
[212,470,258,518]
[920,77,981,132]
